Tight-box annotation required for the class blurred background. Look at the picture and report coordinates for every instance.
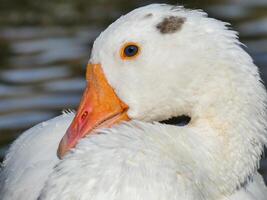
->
[0,0,267,182]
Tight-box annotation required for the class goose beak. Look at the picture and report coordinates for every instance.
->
[57,64,130,159]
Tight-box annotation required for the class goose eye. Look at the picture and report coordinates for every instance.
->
[124,45,138,56]
[159,115,191,126]
[120,42,140,60]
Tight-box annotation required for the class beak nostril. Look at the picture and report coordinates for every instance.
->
[59,64,130,156]
[81,111,89,121]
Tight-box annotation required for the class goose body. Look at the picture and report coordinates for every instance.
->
[1,116,267,200]
[1,4,267,200]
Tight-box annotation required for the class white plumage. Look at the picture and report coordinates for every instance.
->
[1,4,267,200]
[0,113,74,199]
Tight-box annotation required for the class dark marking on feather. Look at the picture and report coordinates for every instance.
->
[156,16,186,34]
[144,13,153,18]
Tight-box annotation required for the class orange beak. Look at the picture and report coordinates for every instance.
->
[57,64,130,158]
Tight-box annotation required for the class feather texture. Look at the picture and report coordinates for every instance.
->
[1,4,267,200]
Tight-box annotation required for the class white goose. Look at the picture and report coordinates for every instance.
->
[1,4,267,200]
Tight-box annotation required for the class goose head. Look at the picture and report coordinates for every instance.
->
[56,4,267,197]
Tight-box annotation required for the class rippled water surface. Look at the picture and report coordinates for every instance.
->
[0,0,267,182]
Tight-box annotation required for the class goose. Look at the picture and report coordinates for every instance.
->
[1,4,267,200]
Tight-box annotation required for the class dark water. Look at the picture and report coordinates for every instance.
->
[0,0,267,182]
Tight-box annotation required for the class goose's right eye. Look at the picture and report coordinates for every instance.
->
[120,42,140,60]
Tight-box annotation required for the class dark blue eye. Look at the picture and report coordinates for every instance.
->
[124,45,139,57]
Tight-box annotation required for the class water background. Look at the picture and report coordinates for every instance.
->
[0,0,267,182]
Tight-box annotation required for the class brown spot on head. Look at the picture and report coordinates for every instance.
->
[144,13,153,19]
[156,16,186,34]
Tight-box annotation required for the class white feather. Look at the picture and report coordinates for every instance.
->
[1,4,267,200]
[0,113,74,200]
[39,121,267,200]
